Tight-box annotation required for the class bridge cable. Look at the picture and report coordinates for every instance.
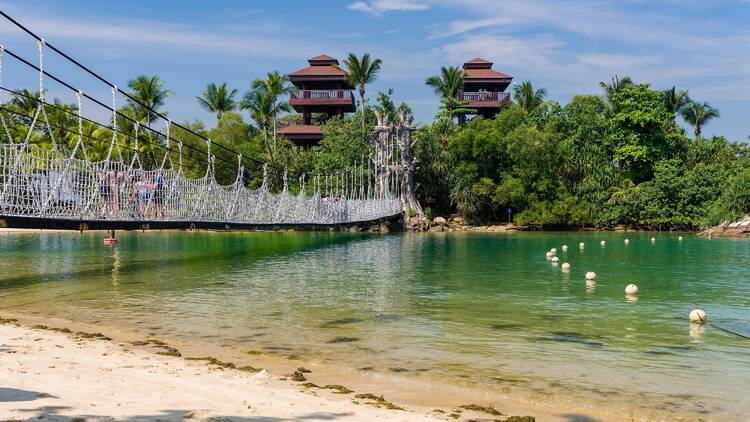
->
[0,9,340,179]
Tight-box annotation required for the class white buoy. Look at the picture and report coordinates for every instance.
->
[579,242,585,249]
[689,309,707,324]
[651,237,656,243]
[550,247,557,254]
[600,240,606,246]
[562,245,568,252]
[551,256,560,263]
[585,271,596,280]
[546,251,553,259]
[625,284,638,295]
[624,239,630,245]
[561,262,570,270]
[678,236,683,241]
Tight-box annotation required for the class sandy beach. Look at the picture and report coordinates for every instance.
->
[0,321,443,421]
[0,319,547,422]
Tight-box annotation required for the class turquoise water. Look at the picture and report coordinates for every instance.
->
[0,231,748,419]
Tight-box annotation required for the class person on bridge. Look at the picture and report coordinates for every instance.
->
[152,172,165,219]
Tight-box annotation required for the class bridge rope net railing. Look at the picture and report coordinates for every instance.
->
[0,38,403,226]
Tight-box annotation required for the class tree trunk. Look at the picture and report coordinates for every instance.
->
[695,124,701,139]
[360,87,366,130]
[263,125,275,166]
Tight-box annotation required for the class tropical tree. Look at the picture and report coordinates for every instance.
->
[240,89,275,164]
[425,66,465,120]
[196,83,238,122]
[126,75,171,126]
[512,81,548,114]
[10,89,40,116]
[342,53,383,128]
[663,86,690,115]
[681,100,720,139]
[251,71,295,142]
[599,75,633,101]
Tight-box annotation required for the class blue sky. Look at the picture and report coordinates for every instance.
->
[0,0,749,140]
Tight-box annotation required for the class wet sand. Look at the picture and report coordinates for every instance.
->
[0,313,699,421]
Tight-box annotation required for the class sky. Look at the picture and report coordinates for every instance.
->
[0,0,748,140]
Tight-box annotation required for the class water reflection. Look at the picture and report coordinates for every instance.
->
[0,231,748,420]
[689,323,705,342]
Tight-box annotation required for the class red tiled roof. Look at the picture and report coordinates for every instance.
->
[289,55,348,78]
[277,125,323,134]
[289,65,348,77]
[465,57,492,65]
[463,68,512,79]
[309,54,338,63]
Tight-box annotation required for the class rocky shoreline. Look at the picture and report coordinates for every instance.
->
[698,215,750,238]
[403,215,519,233]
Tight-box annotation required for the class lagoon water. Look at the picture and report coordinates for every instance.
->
[1,231,748,419]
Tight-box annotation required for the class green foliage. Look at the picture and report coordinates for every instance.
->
[414,76,745,229]
[196,82,239,121]
[681,99,720,139]
[373,89,411,124]
[606,84,684,182]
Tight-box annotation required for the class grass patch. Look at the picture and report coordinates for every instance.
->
[185,356,261,373]
[75,331,111,341]
[291,370,306,382]
[459,403,503,416]
[129,339,180,356]
[354,393,404,411]
[323,384,353,394]
[326,336,360,344]
[300,382,320,388]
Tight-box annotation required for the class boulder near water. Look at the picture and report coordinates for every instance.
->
[433,216,447,226]
[698,215,750,238]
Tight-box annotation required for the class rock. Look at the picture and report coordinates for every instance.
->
[449,216,467,225]
[429,225,446,232]
[698,215,750,238]
[433,216,447,226]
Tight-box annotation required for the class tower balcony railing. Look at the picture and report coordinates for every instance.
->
[460,91,510,106]
[290,89,354,103]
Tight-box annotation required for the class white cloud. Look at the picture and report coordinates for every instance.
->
[0,14,313,60]
[347,0,429,16]
[435,33,565,69]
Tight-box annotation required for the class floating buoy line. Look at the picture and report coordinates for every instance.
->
[542,236,743,340]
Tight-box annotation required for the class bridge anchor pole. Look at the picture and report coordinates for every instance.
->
[103,230,118,245]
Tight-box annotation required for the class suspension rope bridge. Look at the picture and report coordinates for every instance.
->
[0,13,407,232]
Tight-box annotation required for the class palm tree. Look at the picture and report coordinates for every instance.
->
[197,83,238,122]
[46,98,77,150]
[663,87,690,114]
[681,100,720,139]
[343,53,383,128]
[512,81,548,113]
[126,75,172,126]
[251,71,295,142]
[425,66,464,119]
[599,75,633,100]
[10,89,40,116]
[240,89,275,164]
